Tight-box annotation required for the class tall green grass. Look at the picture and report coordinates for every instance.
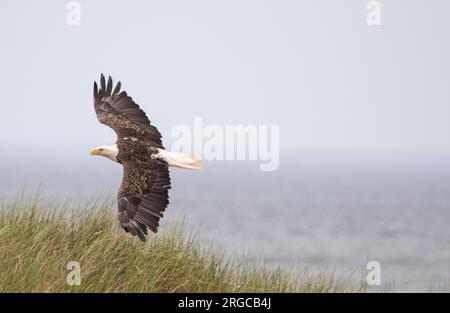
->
[0,195,363,292]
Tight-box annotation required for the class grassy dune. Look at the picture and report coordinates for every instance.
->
[0,196,363,292]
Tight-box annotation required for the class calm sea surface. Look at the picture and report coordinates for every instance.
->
[1,155,449,292]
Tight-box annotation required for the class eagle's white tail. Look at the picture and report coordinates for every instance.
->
[154,149,202,170]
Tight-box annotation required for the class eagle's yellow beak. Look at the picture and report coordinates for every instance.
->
[90,148,99,156]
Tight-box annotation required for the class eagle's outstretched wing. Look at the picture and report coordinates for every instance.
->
[117,156,171,242]
[93,74,163,148]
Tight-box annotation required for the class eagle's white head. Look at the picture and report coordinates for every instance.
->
[90,144,119,162]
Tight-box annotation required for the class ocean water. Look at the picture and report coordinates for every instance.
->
[1,155,449,292]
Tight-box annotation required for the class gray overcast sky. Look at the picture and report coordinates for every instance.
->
[1,0,450,159]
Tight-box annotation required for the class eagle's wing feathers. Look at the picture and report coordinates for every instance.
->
[117,158,171,241]
[93,74,163,148]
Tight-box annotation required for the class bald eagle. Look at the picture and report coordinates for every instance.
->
[90,74,201,241]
